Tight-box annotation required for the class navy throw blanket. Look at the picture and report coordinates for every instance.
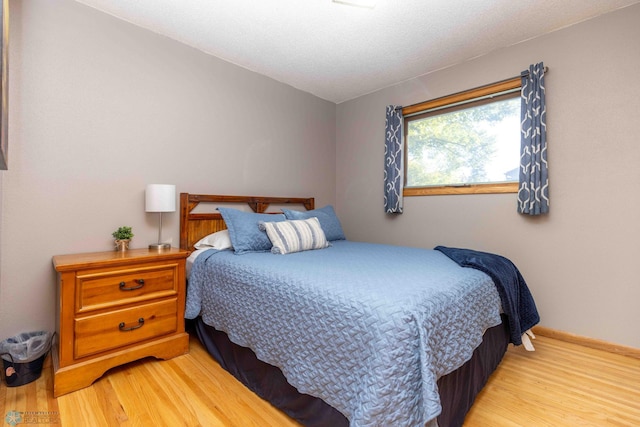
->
[435,246,540,346]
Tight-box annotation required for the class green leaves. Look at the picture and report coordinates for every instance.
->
[112,226,134,240]
[406,97,519,187]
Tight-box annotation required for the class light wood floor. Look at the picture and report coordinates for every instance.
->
[1,334,638,426]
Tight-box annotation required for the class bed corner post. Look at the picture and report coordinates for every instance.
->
[179,192,189,251]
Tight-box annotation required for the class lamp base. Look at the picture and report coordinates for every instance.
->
[148,243,171,251]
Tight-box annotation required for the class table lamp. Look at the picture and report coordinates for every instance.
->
[145,184,176,250]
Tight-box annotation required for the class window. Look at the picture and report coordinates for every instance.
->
[403,78,521,196]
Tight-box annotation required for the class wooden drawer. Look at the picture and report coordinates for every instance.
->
[53,248,189,396]
[74,299,178,359]
[77,264,178,313]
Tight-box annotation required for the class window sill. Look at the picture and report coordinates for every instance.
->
[404,182,518,196]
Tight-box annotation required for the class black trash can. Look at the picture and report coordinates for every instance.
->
[0,331,53,387]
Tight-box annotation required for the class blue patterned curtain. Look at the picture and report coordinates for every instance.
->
[384,105,403,213]
[518,62,549,215]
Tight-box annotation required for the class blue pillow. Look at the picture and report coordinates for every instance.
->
[218,207,285,254]
[282,205,345,241]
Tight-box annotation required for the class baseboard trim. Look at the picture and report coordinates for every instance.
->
[532,326,640,360]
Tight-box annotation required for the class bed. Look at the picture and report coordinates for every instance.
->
[180,193,536,427]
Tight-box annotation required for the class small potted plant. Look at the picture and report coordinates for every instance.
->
[112,226,134,251]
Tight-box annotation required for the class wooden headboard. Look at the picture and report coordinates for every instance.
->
[179,193,315,252]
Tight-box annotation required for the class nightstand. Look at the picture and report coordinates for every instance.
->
[52,248,190,397]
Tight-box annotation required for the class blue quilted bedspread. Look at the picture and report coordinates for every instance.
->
[186,241,502,427]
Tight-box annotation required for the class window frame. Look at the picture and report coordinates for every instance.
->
[402,77,521,196]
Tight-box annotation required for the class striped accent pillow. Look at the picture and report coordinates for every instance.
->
[259,217,329,254]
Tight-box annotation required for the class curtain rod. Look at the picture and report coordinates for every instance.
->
[521,66,549,77]
[397,66,549,113]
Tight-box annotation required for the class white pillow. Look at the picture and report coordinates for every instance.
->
[193,230,233,250]
[259,217,329,254]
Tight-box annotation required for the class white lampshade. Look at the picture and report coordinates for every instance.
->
[145,184,176,213]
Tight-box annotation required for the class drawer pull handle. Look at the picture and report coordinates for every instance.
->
[119,318,145,331]
[119,279,145,291]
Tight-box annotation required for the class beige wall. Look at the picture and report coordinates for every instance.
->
[336,4,640,348]
[0,0,336,338]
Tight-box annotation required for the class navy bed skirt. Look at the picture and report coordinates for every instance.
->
[192,314,509,427]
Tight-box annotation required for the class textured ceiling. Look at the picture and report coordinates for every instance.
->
[74,0,639,103]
